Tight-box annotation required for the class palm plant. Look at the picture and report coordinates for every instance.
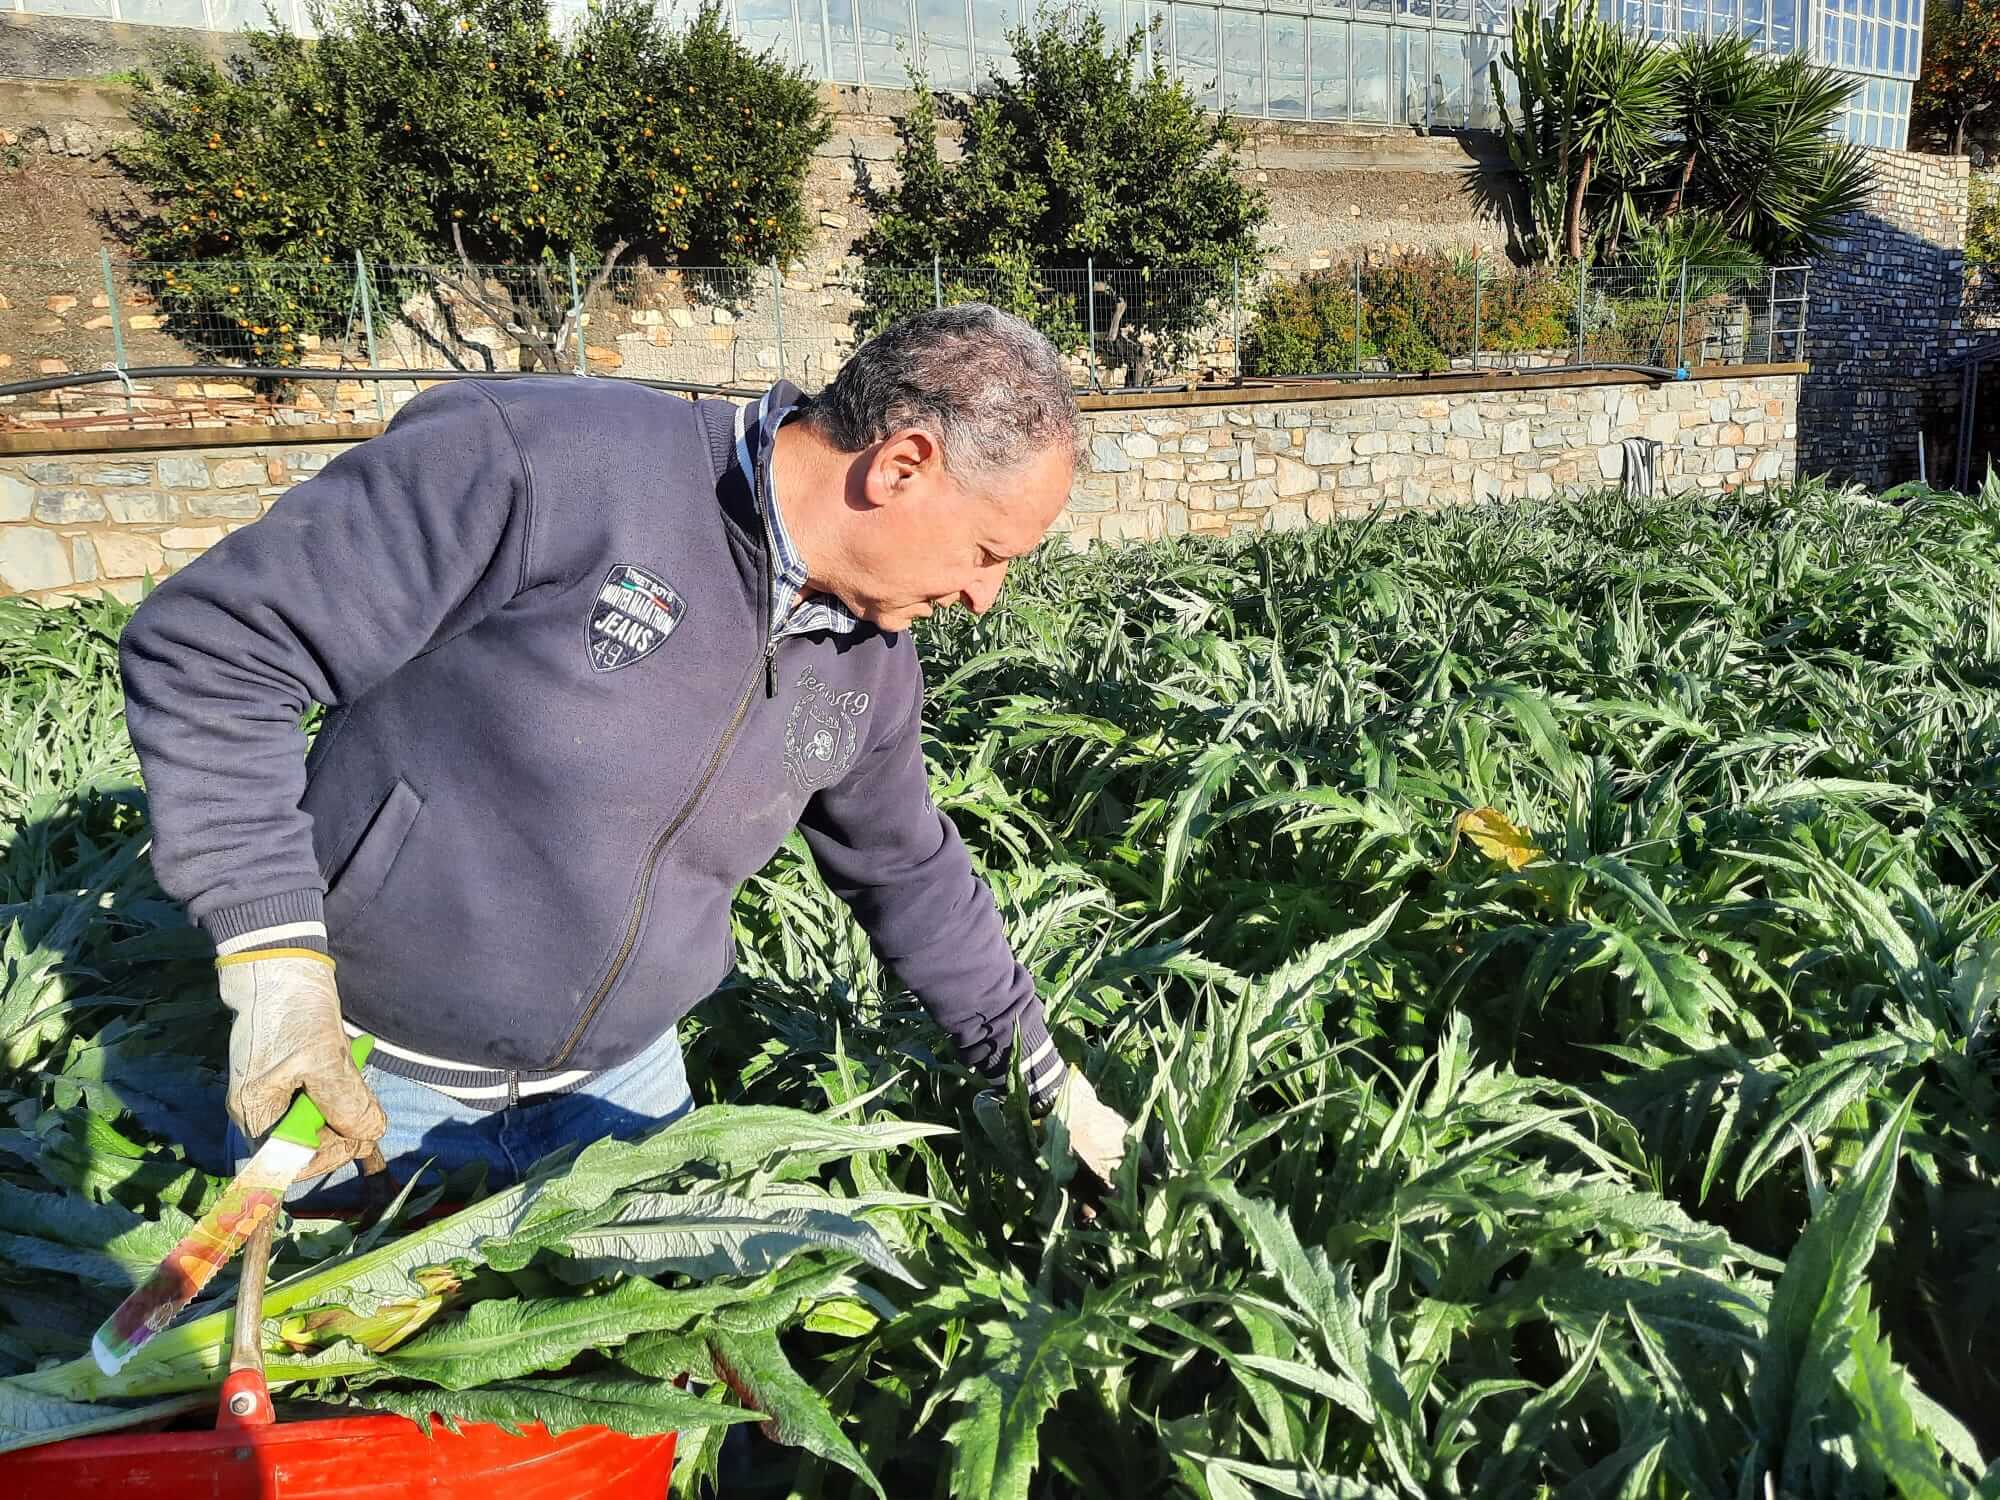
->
[1494,0,1674,263]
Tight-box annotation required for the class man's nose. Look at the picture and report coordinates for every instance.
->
[961,562,1009,615]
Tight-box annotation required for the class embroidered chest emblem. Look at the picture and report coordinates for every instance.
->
[785,667,870,792]
[587,564,686,673]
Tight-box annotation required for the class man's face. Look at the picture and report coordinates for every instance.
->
[838,433,1073,633]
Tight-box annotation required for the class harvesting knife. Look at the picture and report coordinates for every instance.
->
[89,1035,376,1376]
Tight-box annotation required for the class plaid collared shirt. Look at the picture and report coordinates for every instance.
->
[743,388,863,644]
[763,473,863,643]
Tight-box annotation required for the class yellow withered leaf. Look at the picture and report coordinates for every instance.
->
[1455,807,1543,870]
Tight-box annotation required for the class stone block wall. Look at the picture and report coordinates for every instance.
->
[1799,148,1971,489]
[0,368,1799,600]
[1058,371,1798,547]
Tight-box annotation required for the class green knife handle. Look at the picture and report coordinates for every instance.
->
[268,1035,375,1150]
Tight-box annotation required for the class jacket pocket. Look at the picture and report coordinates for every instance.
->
[324,778,423,929]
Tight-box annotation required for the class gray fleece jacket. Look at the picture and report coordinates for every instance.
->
[118,376,1059,1106]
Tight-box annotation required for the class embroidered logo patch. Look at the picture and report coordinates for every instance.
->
[587,564,686,673]
[784,667,870,792]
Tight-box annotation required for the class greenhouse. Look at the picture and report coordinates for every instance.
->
[6,0,1919,146]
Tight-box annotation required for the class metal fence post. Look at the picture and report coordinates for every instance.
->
[98,248,130,419]
[1231,258,1242,383]
[1086,257,1097,391]
[1471,261,1481,372]
[568,253,588,376]
[1575,262,1588,367]
[933,252,942,311]
[1795,267,1811,365]
[771,257,787,381]
[1674,260,1689,372]
[1353,254,1364,371]
[354,250,386,424]
[1764,266,1778,363]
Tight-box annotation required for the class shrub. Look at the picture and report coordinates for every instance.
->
[116,0,828,369]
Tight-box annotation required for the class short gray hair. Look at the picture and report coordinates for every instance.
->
[799,303,1079,482]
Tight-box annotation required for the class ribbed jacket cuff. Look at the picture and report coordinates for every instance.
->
[999,1007,1064,1115]
[202,889,327,949]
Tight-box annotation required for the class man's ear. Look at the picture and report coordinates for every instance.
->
[862,428,943,509]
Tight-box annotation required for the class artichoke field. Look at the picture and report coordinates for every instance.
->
[3,480,1997,1496]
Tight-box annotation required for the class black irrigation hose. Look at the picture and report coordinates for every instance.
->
[1,360,1698,408]
[0,365,766,403]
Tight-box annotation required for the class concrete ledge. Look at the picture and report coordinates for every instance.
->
[0,364,1808,457]
[1078,362,1809,412]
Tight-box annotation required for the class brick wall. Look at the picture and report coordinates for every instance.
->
[1798,149,1971,489]
[0,367,1799,601]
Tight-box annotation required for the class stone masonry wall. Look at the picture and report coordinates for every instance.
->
[1061,372,1798,547]
[0,369,1798,601]
[1798,148,1970,489]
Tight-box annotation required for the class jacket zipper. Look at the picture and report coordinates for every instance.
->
[546,510,778,1070]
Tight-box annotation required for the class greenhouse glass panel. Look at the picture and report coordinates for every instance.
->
[917,0,973,87]
[1474,0,1504,28]
[1222,7,1263,113]
[857,0,911,83]
[1399,0,1431,22]
[1467,31,1500,125]
[1741,0,1763,43]
[1768,0,1794,46]
[1350,21,1389,118]
[1393,25,1425,121]
[971,0,1015,81]
[1707,0,1733,36]
[741,0,800,66]
[1176,3,1220,108]
[1431,30,1465,126]
[1309,17,1349,116]
[1269,12,1308,115]
[1358,0,1393,25]
[1436,0,1470,28]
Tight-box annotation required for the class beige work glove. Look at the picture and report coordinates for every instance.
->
[1050,1064,1135,1185]
[218,951,387,1180]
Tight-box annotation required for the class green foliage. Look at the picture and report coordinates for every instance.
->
[856,3,1265,385]
[1911,0,2000,156]
[1496,0,1675,263]
[1967,174,2000,275]
[115,0,827,368]
[1497,0,1871,264]
[11,478,2000,1491]
[1241,254,1573,377]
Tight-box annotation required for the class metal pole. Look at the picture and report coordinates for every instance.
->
[1574,262,1587,367]
[1086,257,1098,391]
[1471,260,1481,371]
[933,252,943,311]
[1353,254,1363,371]
[99,248,130,419]
[1231,258,1242,382]
[772,256,787,381]
[1795,267,1811,365]
[1674,260,1689,371]
[568,253,587,376]
[355,250,386,423]
[1763,266,1778,363]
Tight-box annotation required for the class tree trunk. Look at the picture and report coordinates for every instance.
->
[1663,148,1697,219]
[1566,149,1595,262]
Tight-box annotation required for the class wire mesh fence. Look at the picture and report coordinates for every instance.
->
[0,255,1807,432]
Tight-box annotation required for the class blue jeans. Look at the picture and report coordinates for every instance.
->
[228,1024,694,1214]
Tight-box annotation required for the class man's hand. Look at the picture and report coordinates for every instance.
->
[1050,1065,1135,1185]
[218,951,387,1179]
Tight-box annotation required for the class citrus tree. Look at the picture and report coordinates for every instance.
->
[117,0,828,369]
[1912,0,2000,156]
[856,5,1265,388]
